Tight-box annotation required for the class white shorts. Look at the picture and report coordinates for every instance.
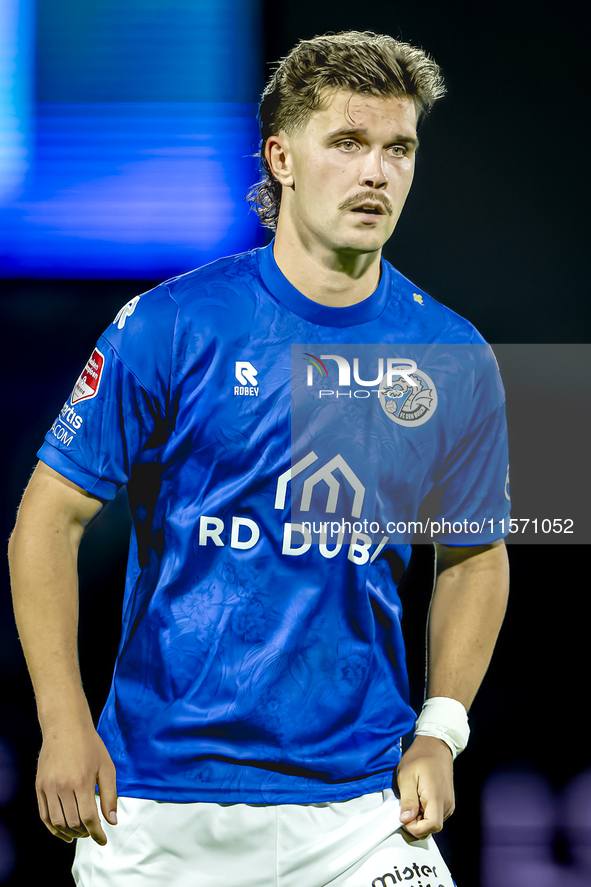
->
[72,789,456,887]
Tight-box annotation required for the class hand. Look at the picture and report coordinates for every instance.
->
[36,723,117,845]
[395,734,455,839]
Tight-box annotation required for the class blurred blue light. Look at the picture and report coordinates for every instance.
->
[1,102,264,277]
[0,0,33,203]
[36,0,262,103]
[1,1,265,278]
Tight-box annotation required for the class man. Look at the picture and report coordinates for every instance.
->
[9,31,510,886]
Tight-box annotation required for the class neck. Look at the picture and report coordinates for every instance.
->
[272,223,382,308]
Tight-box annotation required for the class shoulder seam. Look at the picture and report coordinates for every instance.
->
[98,336,156,401]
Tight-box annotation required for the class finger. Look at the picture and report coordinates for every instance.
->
[37,788,65,840]
[76,791,108,846]
[97,762,118,827]
[57,794,90,841]
[59,790,85,831]
[44,790,82,842]
[398,796,422,826]
[396,767,421,825]
[407,796,444,838]
[403,816,441,839]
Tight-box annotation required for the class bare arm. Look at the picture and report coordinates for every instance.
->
[8,461,117,844]
[397,539,509,837]
[427,539,509,707]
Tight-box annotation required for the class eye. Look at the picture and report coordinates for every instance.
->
[337,139,359,152]
[389,144,408,157]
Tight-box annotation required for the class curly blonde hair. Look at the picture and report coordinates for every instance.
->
[247,31,446,229]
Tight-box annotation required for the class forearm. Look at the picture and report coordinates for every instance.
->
[8,464,118,844]
[427,540,509,710]
[8,465,100,734]
[396,542,508,836]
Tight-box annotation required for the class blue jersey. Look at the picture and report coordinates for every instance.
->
[39,242,510,804]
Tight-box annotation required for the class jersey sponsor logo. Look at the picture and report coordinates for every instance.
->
[199,516,260,550]
[59,402,84,430]
[371,862,443,885]
[113,295,140,329]
[234,361,259,397]
[277,453,388,563]
[504,464,510,501]
[49,402,85,447]
[196,512,385,565]
[50,420,75,447]
[71,347,105,405]
[197,452,390,566]
[274,451,365,518]
[378,361,437,427]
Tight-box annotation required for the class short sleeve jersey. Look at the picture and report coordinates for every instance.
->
[38,242,511,804]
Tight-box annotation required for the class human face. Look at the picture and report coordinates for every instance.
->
[280,90,418,257]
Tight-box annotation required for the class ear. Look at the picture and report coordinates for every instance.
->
[264,133,294,188]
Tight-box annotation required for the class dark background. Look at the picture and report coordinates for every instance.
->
[1,1,589,884]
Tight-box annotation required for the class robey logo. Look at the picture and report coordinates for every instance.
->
[234,361,259,397]
[113,295,140,329]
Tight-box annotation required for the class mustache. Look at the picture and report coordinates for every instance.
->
[337,191,393,216]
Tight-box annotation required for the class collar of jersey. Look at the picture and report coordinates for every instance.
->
[257,240,391,328]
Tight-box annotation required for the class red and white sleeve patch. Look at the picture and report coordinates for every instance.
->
[71,347,105,405]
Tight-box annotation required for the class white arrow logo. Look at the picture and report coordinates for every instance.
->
[235,361,258,386]
[275,452,365,517]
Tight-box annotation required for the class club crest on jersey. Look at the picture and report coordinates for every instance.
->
[378,361,437,427]
[71,347,105,405]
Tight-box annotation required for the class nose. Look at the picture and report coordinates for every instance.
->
[359,149,388,190]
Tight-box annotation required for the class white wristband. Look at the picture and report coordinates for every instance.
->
[414,696,470,760]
